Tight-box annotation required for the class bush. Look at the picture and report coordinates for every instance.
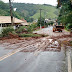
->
[16,26,27,33]
[1,27,14,37]
[27,24,37,32]
[66,23,72,31]
[16,24,37,33]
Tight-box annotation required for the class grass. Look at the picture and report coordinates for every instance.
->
[31,5,59,19]
[18,33,47,37]
[64,28,71,32]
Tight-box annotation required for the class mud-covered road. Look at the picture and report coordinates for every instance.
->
[0,26,72,72]
[33,26,70,36]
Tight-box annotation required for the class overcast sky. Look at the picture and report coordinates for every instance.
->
[2,0,57,6]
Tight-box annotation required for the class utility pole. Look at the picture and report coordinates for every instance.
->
[44,4,45,28]
[39,9,42,29]
[9,0,13,25]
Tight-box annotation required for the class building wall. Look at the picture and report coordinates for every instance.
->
[0,27,3,34]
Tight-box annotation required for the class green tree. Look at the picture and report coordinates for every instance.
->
[37,17,45,27]
[57,0,70,7]
[57,0,72,30]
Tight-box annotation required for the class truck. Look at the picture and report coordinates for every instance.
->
[53,25,64,32]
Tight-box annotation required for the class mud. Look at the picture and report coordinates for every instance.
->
[0,27,72,53]
[0,27,71,72]
[33,26,70,36]
[0,37,62,53]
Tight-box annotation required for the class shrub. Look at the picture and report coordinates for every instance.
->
[1,27,14,37]
[16,26,27,33]
[27,24,37,33]
[66,23,72,31]
[16,24,37,33]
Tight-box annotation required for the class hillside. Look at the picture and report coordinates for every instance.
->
[0,1,22,19]
[31,5,59,19]
[0,1,59,22]
[0,1,10,16]
[13,3,59,20]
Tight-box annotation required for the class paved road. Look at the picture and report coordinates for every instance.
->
[0,42,68,72]
[0,26,70,72]
[0,47,67,72]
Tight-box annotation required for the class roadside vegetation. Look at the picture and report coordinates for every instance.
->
[16,23,48,37]
[0,23,48,38]
[57,0,72,32]
[37,17,53,28]
[1,27,15,37]
[18,33,47,37]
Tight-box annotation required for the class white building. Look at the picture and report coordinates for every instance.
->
[0,16,29,34]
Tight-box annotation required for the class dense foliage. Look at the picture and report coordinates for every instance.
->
[0,1,22,19]
[13,3,59,20]
[57,0,72,30]
[0,0,10,16]
[57,0,69,7]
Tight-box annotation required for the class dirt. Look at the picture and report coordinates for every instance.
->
[0,27,71,72]
[0,35,70,53]
[0,27,72,53]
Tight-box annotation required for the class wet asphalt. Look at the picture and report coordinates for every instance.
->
[0,26,69,72]
[0,46,68,72]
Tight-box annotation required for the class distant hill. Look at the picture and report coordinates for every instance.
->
[13,3,59,20]
[0,1,22,19]
[0,1,59,22]
[0,1,10,16]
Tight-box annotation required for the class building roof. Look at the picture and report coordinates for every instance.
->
[0,16,24,24]
[21,19,27,23]
[21,19,29,25]
[21,23,29,26]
